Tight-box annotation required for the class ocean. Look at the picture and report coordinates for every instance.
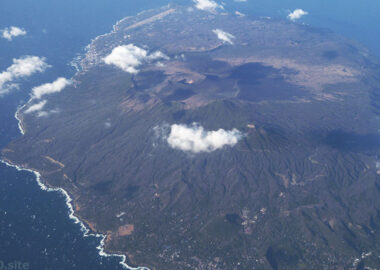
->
[0,0,379,269]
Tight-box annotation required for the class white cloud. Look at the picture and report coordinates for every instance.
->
[234,0,247,2]
[36,108,59,118]
[31,77,71,99]
[235,11,245,17]
[147,51,168,61]
[287,9,308,21]
[104,120,112,128]
[0,56,50,96]
[213,29,235,44]
[1,26,27,41]
[25,100,47,114]
[36,111,49,117]
[103,44,168,74]
[167,123,242,153]
[193,0,222,12]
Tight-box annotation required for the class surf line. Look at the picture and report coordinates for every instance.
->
[1,105,149,270]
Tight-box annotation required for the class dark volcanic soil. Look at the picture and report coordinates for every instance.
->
[2,5,380,270]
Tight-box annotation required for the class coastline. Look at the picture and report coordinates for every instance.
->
[1,50,150,270]
[14,104,26,136]
[1,3,378,268]
[0,132,149,270]
[79,4,171,71]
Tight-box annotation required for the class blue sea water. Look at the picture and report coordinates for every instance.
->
[227,0,380,58]
[0,1,174,269]
[0,0,379,269]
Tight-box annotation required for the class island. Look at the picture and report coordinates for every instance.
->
[2,5,380,269]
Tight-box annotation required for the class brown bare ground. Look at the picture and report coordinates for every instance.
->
[118,224,134,236]
[44,156,65,168]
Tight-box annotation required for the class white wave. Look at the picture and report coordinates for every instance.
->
[1,22,152,267]
[15,104,26,135]
[0,158,149,270]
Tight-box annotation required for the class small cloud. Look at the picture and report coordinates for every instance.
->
[166,123,242,153]
[36,108,59,118]
[213,29,235,44]
[37,109,60,117]
[155,61,165,67]
[0,56,50,96]
[193,0,222,12]
[103,44,168,74]
[1,26,26,41]
[104,120,112,128]
[36,111,49,117]
[234,0,247,2]
[25,100,47,114]
[31,77,71,99]
[235,11,245,17]
[147,51,169,61]
[287,9,308,21]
